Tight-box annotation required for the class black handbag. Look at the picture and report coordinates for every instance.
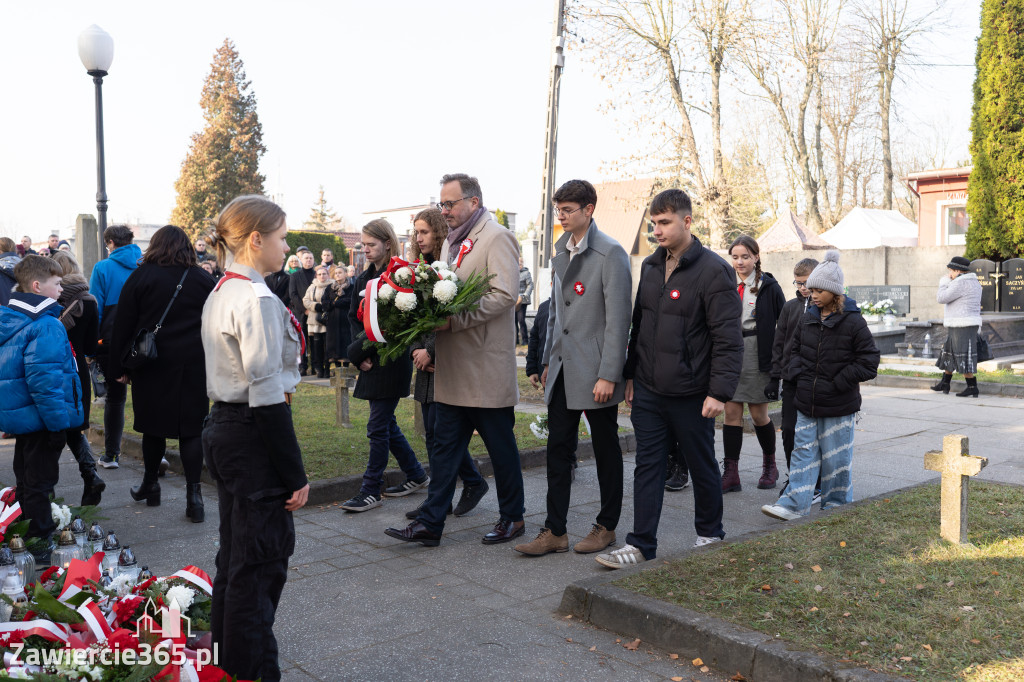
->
[121,269,189,371]
[88,359,107,399]
[977,334,993,362]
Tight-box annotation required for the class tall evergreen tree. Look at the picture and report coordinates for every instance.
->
[305,186,340,231]
[966,0,1024,259]
[494,208,510,229]
[171,39,266,237]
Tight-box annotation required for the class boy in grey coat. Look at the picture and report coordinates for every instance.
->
[515,179,633,557]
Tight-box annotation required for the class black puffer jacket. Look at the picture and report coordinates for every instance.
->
[623,238,743,403]
[524,298,550,378]
[751,273,786,372]
[770,291,811,382]
[788,297,880,418]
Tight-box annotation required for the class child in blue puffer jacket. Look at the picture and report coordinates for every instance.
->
[0,256,83,554]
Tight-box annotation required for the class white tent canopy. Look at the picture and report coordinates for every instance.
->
[820,207,918,249]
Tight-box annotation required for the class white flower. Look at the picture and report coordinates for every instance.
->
[432,279,458,304]
[430,261,447,271]
[109,573,134,598]
[50,503,72,529]
[529,422,549,439]
[394,291,418,312]
[165,584,195,611]
[377,282,395,301]
[442,270,459,282]
[394,267,413,283]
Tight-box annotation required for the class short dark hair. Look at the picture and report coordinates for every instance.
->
[14,254,62,292]
[650,189,692,218]
[440,173,483,203]
[0,237,15,253]
[794,258,819,277]
[141,225,198,268]
[553,179,597,208]
[103,225,134,248]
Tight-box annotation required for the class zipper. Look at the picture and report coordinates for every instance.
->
[810,322,823,418]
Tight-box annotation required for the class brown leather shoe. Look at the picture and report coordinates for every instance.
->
[514,527,568,556]
[482,519,525,545]
[384,521,441,547]
[573,523,616,554]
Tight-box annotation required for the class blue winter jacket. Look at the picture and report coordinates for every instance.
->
[89,243,142,327]
[0,293,84,434]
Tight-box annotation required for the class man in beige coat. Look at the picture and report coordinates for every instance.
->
[386,173,526,547]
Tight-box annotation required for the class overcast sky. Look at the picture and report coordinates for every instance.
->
[0,0,979,241]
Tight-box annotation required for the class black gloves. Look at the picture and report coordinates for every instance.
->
[764,378,780,401]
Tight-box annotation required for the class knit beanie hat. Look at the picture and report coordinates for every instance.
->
[805,249,844,296]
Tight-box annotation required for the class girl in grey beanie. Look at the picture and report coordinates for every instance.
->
[804,249,844,296]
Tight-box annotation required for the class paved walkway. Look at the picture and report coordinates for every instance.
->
[2,383,1021,680]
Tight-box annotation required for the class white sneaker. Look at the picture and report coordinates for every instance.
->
[693,536,722,548]
[761,503,802,521]
[595,544,647,569]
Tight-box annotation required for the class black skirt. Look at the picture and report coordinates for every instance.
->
[935,326,979,375]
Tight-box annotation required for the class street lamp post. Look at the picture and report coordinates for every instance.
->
[77,25,114,261]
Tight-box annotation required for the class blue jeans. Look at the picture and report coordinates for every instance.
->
[626,381,723,560]
[359,398,426,496]
[421,401,483,487]
[776,412,856,515]
[417,403,524,535]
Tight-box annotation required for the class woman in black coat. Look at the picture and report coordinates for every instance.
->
[320,264,353,366]
[108,225,216,522]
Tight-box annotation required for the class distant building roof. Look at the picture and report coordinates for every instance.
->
[592,178,659,253]
[758,209,833,252]
[906,166,972,182]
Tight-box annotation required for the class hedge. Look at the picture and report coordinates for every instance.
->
[286,231,349,264]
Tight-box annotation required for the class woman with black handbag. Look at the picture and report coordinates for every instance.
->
[932,256,984,397]
[107,225,216,521]
[320,264,352,370]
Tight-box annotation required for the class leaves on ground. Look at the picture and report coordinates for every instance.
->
[623,638,640,651]
[692,657,704,666]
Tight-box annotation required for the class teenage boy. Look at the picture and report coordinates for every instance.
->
[514,179,632,557]
[0,256,83,557]
[595,189,742,569]
[767,258,820,495]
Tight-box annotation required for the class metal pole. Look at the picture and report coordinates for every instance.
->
[90,71,109,261]
[538,0,566,268]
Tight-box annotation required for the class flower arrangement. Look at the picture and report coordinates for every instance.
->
[529,413,549,439]
[860,299,896,316]
[357,256,494,365]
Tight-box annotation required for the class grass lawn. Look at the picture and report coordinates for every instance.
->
[878,368,1024,386]
[617,482,1024,681]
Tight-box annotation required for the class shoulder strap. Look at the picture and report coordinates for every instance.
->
[153,269,190,335]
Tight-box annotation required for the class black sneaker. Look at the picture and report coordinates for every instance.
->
[99,454,119,469]
[453,480,490,517]
[340,493,382,512]
[382,476,429,498]
[665,465,690,492]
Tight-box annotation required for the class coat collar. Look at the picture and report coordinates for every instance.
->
[227,262,266,284]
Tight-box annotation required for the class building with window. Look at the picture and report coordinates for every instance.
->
[906,167,971,247]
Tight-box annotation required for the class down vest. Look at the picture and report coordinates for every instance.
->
[788,297,880,418]
[623,238,743,402]
[0,294,83,434]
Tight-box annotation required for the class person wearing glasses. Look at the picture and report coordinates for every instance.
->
[767,258,819,495]
[514,179,632,558]
[386,173,526,547]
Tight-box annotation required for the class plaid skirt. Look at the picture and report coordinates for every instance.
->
[935,326,979,375]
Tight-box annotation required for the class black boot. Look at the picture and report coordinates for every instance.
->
[130,480,161,506]
[931,374,951,394]
[186,483,205,523]
[956,376,979,398]
[81,473,105,507]
[68,432,106,506]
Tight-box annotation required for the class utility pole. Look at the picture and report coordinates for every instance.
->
[538,0,567,269]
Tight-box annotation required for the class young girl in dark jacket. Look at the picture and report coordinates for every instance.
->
[722,235,786,493]
[761,250,880,521]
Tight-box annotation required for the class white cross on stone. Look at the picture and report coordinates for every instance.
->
[924,434,987,544]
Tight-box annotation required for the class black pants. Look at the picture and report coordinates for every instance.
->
[627,381,723,559]
[298,318,311,373]
[103,370,127,457]
[545,375,622,535]
[309,332,326,375]
[421,401,483,487]
[781,380,798,469]
[203,403,294,682]
[515,304,528,344]
[64,430,99,482]
[14,430,65,541]
[142,434,203,484]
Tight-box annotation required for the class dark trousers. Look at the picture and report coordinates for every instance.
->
[781,380,798,469]
[142,434,202,484]
[14,430,65,541]
[360,398,426,496]
[421,401,483,487]
[310,333,326,374]
[298,318,311,373]
[64,430,99,482]
[417,403,525,535]
[103,375,127,457]
[203,403,294,682]
[515,304,528,344]
[627,381,724,559]
[545,375,622,535]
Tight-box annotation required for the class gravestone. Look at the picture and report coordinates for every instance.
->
[845,285,911,315]
[923,434,987,544]
[970,259,998,313]
[1000,258,1024,314]
[331,363,358,428]
[74,214,100,279]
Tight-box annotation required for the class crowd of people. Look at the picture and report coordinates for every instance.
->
[0,170,993,681]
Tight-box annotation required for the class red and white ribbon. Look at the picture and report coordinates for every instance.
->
[456,239,473,269]
[361,279,387,343]
[0,489,21,534]
[0,618,71,643]
[170,566,213,595]
[77,598,113,643]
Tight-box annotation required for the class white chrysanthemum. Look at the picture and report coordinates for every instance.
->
[109,573,135,598]
[432,279,458,304]
[442,270,459,282]
[377,283,395,301]
[394,267,413,283]
[50,503,71,529]
[529,422,549,439]
[394,291,418,312]
[165,584,195,611]
[430,261,447,271]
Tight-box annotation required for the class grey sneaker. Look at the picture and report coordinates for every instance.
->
[99,454,119,469]
[340,493,382,512]
[595,544,647,569]
[382,476,429,498]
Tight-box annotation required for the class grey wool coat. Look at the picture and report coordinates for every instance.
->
[543,221,633,410]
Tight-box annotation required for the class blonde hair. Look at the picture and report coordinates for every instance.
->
[361,218,401,263]
[51,250,83,278]
[211,195,286,266]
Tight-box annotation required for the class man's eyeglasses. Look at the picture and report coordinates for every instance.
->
[793,280,809,288]
[556,207,583,220]
[436,197,469,211]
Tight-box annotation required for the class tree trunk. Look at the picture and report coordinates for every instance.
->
[879,67,894,210]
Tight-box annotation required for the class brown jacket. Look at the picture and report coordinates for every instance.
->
[434,214,520,408]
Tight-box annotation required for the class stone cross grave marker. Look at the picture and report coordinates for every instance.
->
[924,434,988,544]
